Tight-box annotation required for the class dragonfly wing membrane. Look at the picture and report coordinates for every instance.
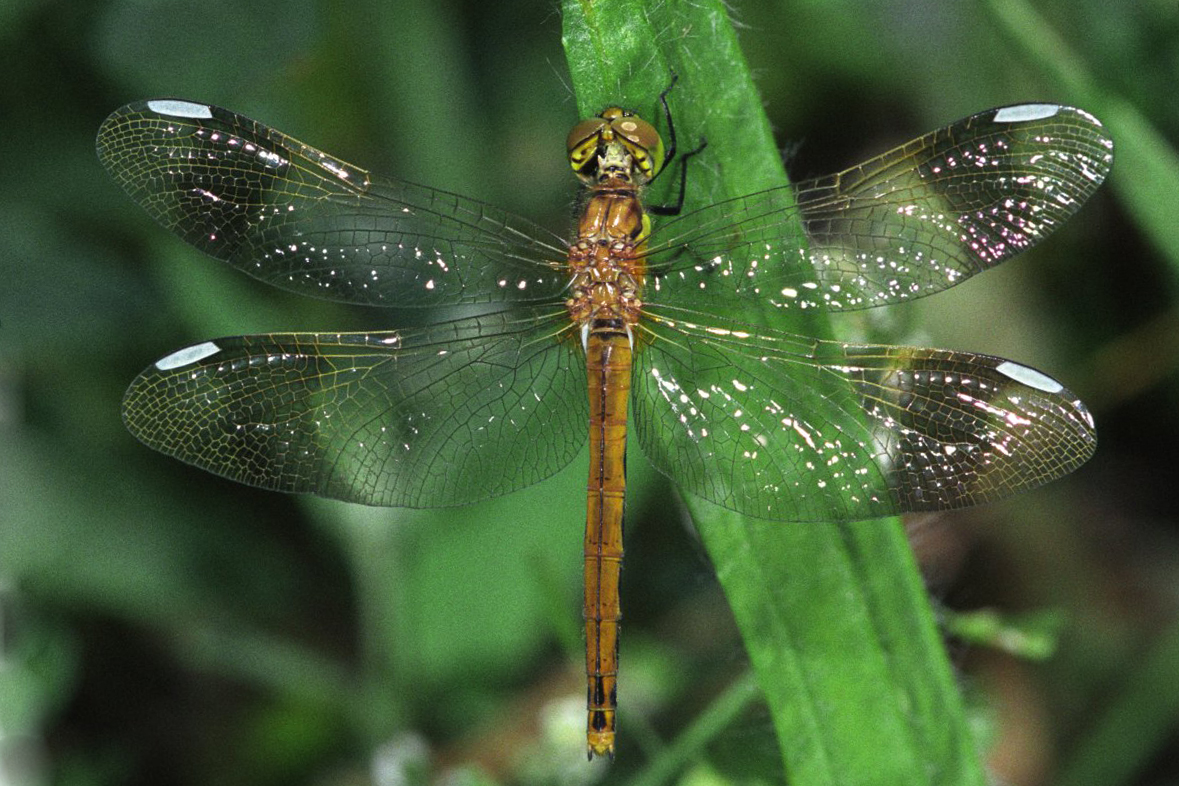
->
[123,309,588,507]
[844,344,1095,512]
[632,308,893,521]
[97,100,569,308]
[645,105,1112,314]
[633,308,1096,521]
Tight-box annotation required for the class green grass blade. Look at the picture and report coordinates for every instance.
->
[562,1,986,783]
[624,671,762,786]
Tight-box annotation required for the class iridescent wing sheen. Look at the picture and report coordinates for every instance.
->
[632,305,1096,522]
[643,104,1113,315]
[122,308,588,507]
[97,100,570,308]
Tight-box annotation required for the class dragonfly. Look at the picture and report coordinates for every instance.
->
[98,92,1112,758]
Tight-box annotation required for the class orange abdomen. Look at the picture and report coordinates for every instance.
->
[583,328,632,758]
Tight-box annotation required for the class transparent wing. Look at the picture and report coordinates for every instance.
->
[632,306,1096,522]
[97,99,569,307]
[644,104,1113,313]
[122,308,587,507]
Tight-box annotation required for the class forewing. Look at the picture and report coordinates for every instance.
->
[97,100,568,307]
[123,309,587,507]
[633,307,1096,522]
[645,104,1113,313]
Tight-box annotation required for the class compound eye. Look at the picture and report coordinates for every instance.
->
[567,117,610,177]
[610,114,664,179]
[567,117,608,157]
[611,115,660,154]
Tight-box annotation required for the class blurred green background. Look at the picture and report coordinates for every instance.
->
[2,0,1178,784]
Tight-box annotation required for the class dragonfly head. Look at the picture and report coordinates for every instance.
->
[567,106,665,186]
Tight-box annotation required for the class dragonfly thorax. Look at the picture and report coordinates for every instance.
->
[566,189,648,334]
